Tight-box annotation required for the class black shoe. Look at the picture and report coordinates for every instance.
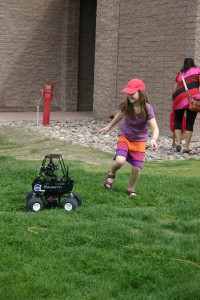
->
[176,145,182,152]
[183,149,190,154]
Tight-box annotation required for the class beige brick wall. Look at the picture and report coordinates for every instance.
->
[0,0,199,140]
[93,0,120,118]
[0,1,62,111]
[93,0,200,140]
[0,0,80,112]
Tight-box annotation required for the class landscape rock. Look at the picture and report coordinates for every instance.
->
[0,119,200,161]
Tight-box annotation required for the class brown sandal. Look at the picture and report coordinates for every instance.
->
[104,172,115,189]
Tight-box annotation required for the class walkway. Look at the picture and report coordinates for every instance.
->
[0,111,93,122]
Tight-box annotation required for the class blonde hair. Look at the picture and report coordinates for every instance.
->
[118,91,149,121]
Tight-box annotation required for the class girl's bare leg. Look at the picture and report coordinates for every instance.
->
[128,166,141,191]
[105,155,126,187]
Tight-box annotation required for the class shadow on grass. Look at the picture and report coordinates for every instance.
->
[1,156,200,217]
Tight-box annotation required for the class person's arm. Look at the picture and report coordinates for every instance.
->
[172,72,179,98]
[99,112,123,134]
[148,118,159,150]
[173,82,178,93]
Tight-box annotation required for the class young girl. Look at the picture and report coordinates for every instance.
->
[99,78,159,196]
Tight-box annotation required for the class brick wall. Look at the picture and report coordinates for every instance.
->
[0,0,63,111]
[60,0,80,112]
[0,0,200,140]
[93,0,120,118]
[0,0,80,112]
[93,0,200,140]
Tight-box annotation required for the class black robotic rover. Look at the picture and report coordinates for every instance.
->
[26,154,83,212]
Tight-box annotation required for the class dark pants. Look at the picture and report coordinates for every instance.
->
[174,109,197,132]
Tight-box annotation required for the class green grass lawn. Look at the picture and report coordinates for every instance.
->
[0,126,200,299]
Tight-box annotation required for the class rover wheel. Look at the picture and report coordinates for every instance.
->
[72,192,83,206]
[61,197,78,212]
[26,191,34,201]
[27,197,43,212]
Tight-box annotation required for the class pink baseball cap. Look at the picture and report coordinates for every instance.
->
[121,78,145,94]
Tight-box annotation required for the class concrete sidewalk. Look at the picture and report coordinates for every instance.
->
[0,111,93,122]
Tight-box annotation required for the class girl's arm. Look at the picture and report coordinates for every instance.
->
[148,118,159,150]
[99,112,123,134]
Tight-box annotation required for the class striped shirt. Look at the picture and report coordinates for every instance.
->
[173,67,200,110]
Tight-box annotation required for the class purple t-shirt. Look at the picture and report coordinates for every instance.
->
[119,103,155,141]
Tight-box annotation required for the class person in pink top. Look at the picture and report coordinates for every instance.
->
[172,58,200,153]
[99,78,159,196]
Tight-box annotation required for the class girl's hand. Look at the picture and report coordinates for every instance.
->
[148,118,159,150]
[99,126,110,134]
[99,112,123,135]
[150,138,158,150]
